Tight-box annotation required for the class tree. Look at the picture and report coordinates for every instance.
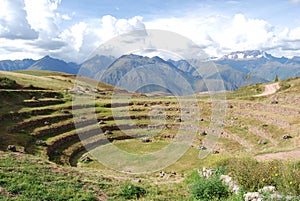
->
[274,74,279,82]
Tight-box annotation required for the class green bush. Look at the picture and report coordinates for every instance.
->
[120,184,146,199]
[216,157,300,195]
[0,77,21,89]
[190,174,230,201]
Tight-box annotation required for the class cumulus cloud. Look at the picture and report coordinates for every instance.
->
[145,14,300,58]
[24,0,61,39]
[53,15,146,62]
[0,0,38,40]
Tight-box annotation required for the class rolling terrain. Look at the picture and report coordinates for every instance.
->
[0,70,299,200]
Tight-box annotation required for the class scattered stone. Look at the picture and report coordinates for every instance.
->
[44,121,50,125]
[198,167,215,179]
[258,140,267,145]
[228,104,234,108]
[159,171,165,178]
[98,120,105,124]
[244,192,263,201]
[141,137,151,143]
[104,130,113,135]
[258,186,276,193]
[61,109,70,114]
[220,175,240,194]
[198,146,207,150]
[270,100,279,104]
[175,117,182,122]
[261,124,268,127]
[7,145,17,152]
[200,131,207,136]
[282,134,292,140]
[80,155,93,162]
[35,140,47,146]
[212,150,219,154]
[132,178,142,183]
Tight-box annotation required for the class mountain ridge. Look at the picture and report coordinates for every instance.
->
[0,50,300,94]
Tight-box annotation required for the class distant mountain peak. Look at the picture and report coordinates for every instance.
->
[220,50,271,60]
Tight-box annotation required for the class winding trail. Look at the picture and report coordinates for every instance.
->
[254,82,280,97]
[255,148,300,161]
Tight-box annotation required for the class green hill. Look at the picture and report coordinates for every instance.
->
[0,70,299,200]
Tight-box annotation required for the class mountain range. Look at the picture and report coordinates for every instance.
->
[1,50,300,94]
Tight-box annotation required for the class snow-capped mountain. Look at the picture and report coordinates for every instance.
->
[219,50,273,60]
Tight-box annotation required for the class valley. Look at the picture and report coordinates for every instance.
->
[0,70,299,200]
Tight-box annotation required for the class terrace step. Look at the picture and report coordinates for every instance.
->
[7,113,73,133]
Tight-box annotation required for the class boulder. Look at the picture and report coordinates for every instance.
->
[35,140,47,146]
[258,186,276,193]
[98,120,105,124]
[141,137,151,143]
[174,118,182,122]
[7,145,17,152]
[258,140,267,145]
[80,155,93,162]
[198,146,207,150]
[282,134,292,140]
[243,192,263,201]
[104,130,113,135]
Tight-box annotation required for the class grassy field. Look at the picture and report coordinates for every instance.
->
[0,70,299,200]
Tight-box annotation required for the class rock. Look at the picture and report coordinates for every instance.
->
[141,137,151,143]
[80,155,93,162]
[270,100,279,104]
[200,131,207,136]
[35,140,47,146]
[98,120,105,124]
[61,109,70,114]
[198,146,207,150]
[104,130,113,135]
[199,168,215,179]
[132,178,142,183]
[270,193,283,200]
[7,145,17,152]
[258,186,276,193]
[174,117,182,122]
[159,171,165,177]
[31,96,37,100]
[44,121,50,125]
[258,140,267,145]
[243,192,263,201]
[212,150,219,154]
[282,134,292,140]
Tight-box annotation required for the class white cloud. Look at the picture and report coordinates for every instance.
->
[24,0,61,39]
[0,0,38,39]
[145,14,300,57]
[53,15,146,62]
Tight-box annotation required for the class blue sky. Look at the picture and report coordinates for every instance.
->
[1,0,300,62]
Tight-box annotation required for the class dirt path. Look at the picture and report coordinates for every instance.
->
[255,148,300,161]
[254,82,280,97]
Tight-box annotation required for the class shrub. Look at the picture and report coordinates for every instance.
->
[120,184,146,199]
[216,157,300,195]
[0,77,21,89]
[190,174,230,201]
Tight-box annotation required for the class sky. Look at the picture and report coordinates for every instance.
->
[1,0,300,63]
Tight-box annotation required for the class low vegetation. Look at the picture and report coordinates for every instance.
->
[0,70,299,200]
